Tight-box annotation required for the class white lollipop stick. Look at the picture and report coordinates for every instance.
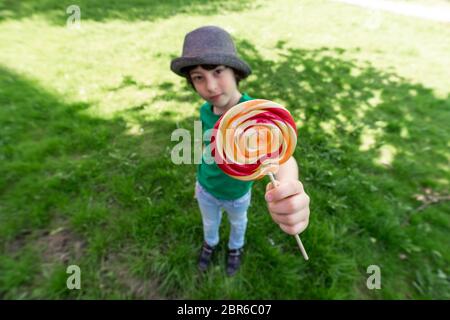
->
[268,172,309,261]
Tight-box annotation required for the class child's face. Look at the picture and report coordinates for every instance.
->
[189,65,240,109]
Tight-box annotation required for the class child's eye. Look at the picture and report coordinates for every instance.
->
[192,76,203,82]
[215,68,223,75]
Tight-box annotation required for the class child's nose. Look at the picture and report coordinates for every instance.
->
[205,77,218,92]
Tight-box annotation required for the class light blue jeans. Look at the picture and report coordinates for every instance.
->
[195,181,251,250]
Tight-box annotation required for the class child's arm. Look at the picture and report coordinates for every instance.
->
[275,156,298,181]
[264,156,310,235]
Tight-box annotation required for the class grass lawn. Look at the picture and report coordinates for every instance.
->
[0,0,449,299]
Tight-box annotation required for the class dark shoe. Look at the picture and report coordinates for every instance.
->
[198,242,215,272]
[226,247,244,276]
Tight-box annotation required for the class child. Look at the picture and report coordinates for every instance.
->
[170,26,310,276]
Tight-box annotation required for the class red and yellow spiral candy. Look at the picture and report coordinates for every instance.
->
[211,99,297,181]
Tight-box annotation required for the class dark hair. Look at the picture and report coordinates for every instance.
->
[181,64,245,90]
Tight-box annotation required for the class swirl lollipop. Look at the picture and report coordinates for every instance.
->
[211,99,309,260]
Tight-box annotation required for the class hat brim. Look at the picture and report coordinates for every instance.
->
[170,54,252,78]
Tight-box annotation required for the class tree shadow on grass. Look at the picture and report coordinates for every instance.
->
[237,39,449,183]
[151,40,449,200]
[1,35,449,298]
[147,40,450,298]
[0,65,200,299]
[0,0,258,24]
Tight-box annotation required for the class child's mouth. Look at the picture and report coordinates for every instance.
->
[210,94,222,101]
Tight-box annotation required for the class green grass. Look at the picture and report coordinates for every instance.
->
[0,0,449,299]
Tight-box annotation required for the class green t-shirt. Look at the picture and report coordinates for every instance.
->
[197,93,254,200]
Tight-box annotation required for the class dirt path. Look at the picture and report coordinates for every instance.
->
[333,0,450,23]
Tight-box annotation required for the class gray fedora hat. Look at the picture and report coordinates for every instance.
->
[170,26,252,78]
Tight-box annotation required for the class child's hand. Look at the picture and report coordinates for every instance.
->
[265,179,310,235]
